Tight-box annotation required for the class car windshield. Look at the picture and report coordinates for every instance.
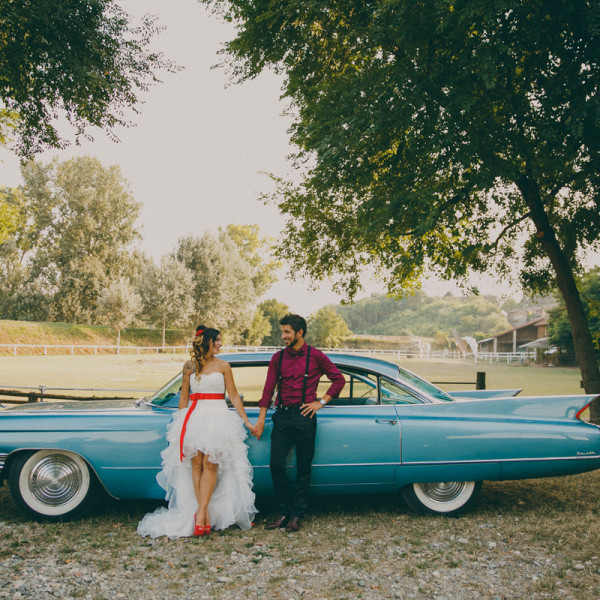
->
[397,366,454,402]
[148,373,182,406]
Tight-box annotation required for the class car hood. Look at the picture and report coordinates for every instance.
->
[1,399,138,413]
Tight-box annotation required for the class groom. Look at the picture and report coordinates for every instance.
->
[255,314,345,532]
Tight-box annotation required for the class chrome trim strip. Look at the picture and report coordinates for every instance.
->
[0,453,7,474]
[102,462,403,470]
[101,466,161,470]
[403,455,599,466]
[242,455,598,470]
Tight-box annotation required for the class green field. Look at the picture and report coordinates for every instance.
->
[0,353,585,401]
[0,355,184,399]
[398,357,584,396]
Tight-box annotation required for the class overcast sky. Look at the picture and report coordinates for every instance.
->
[0,0,525,314]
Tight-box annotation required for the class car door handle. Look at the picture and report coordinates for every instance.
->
[375,419,397,425]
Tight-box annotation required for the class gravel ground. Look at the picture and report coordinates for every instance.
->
[1,474,600,600]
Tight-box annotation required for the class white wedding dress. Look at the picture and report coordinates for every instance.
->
[137,371,257,539]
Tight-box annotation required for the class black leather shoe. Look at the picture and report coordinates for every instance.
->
[284,516,301,532]
[265,515,289,530]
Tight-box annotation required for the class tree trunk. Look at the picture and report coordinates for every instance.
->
[517,173,600,421]
[116,328,121,355]
[162,317,166,349]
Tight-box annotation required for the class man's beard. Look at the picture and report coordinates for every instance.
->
[284,333,300,347]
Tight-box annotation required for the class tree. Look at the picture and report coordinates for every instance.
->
[258,298,290,346]
[0,188,22,245]
[139,256,195,347]
[204,0,600,398]
[220,224,280,297]
[14,156,141,323]
[308,306,352,348]
[0,0,175,157]
[549,268,600,358]
[174,233,256,342]
[96,278,142,348]
[240,308,272,345]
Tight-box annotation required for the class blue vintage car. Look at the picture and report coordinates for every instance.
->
[0,352,598,521]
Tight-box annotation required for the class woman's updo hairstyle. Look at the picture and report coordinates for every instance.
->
[191,325,220,378]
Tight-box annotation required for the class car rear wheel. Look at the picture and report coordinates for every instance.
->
[8,450,100,521]
[402,481,482,515]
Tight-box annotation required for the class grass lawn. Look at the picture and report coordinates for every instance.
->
[0,354,184,398]
[395,357,584,396]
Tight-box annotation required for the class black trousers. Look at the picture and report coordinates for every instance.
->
[270,405,317,518]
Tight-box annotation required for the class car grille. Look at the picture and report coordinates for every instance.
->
[0,453,7,477]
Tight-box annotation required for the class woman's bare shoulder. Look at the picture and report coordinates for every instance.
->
[214,357,231,373]
[183,360,197,374]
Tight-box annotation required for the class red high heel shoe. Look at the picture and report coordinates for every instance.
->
[193,513,204,537]
[203,525,211,536]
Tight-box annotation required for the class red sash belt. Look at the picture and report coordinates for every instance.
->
[179,393,226,461]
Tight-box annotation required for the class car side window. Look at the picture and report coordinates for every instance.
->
[229,365,270,405]
[322,368,379,406]
[380,378,422,405]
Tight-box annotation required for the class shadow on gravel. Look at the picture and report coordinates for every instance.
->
[2,470,599,525]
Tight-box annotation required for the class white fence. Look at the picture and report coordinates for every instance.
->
[0,343,535,363]
[0,343,191,356]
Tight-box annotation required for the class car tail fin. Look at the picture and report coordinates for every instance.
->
[576,395,600,426]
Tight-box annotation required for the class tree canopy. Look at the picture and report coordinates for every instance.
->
[0,156,277,341]
[174,232,258,342]
[0,156,141,322]
[204,0,600,393]
[220,224,280,297]
[139,256,195,347]
[308,306,352,348]
[258,298,290,345]
[96,277,142,347]
[0,0,175,157]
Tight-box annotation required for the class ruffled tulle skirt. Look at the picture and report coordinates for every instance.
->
[137,400,257,539]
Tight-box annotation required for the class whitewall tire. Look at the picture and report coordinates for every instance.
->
[402,481,482,515]
[8,450,99,521]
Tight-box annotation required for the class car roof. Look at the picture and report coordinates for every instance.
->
[220,351,400,379]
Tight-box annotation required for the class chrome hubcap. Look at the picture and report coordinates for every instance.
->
[419,481,468,502]
[28,455,83,506]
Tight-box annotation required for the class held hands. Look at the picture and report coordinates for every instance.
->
[300,401,324,418]
[244,420,258,438]
[253,419,265,441]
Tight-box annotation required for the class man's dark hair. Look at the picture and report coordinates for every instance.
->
[280,313,307,337]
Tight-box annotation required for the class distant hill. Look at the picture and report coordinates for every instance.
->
[0,320,189,348]
[334,292,512,339]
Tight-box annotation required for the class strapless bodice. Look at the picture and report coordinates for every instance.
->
[189,371,225,395]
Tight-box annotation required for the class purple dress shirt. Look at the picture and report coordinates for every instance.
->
[259,344,345,408]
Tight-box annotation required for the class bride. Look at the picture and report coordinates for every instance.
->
[138,326,257,538]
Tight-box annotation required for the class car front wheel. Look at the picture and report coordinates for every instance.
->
[8,450,100,521]
[402,481,482,515]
